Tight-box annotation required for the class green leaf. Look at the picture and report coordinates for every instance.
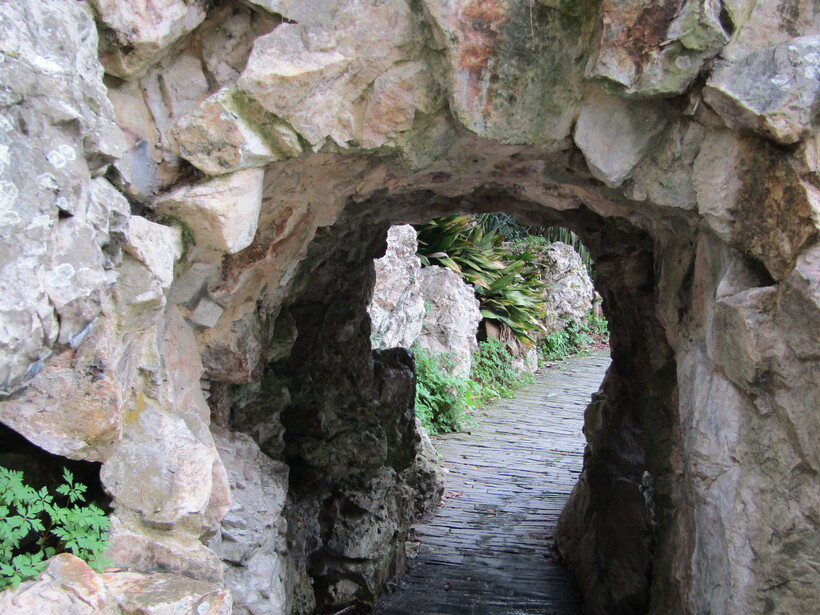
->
[488,273,517,293]
[0,465,111,588]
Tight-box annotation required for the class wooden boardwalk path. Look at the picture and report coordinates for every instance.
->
[374,351,610,615]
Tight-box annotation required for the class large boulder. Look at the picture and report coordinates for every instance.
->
[539,242,596,332]
[154,168,265,255]
[368,225,426,350]
[704,36,820,145]
[0,554,232,615]
[416,266,482,377]
[574,89,670,188]
[586,0,729,96]
[172,88,302,176]
[88,0,207,80]
[237,0,427,148]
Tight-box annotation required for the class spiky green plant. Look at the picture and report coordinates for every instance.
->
[415,216,547,343]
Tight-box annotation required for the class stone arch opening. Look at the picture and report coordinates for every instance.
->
[1,2,817,614]
[215,182,683,614]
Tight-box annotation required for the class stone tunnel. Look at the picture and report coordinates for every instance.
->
[0,1,817,614]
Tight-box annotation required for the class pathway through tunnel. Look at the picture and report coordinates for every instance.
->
[374,350,610,615]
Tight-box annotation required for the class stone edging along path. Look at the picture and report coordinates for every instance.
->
[375,350,611,615]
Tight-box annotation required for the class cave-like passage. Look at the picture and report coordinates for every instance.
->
[374,351,610,614]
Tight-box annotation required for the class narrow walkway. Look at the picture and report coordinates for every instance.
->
[375,350,610,615]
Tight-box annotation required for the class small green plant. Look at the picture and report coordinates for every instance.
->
[587,310,609,342]
[413,347,477,434]
[0,466,111,590]
[539,311,608,362]
[470,338,532,404]
[539,326,576,361]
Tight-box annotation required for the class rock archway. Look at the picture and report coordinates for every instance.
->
[235,185,681,614]
[0,1,817,614]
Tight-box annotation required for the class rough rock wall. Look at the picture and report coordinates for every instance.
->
[539,242,596,332]
[368,225,426,350]
[416,266,483,377]
[0,1,817,614]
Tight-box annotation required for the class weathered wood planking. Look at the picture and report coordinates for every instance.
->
[374,351,610,615]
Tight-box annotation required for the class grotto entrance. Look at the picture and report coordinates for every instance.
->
[223,185,681,615]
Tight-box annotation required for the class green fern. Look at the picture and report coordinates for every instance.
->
[413,347,478,434]
[470,338,533,405]
[0,466,111,590]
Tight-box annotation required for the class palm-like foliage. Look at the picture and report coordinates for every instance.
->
[415,216,547,344]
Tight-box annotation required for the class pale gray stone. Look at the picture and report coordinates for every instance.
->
[704,36,820,144]
[121,215,182,289]
[0,0,126,395]
[721,0,819,62]
[369,225,425,350]
[154,168,264,254]
[574,90,670,188]
[168,262,220,306]
[209,427,291,615]
[416,266,482,377]
[539,242,596,332]
[191,297,225,329]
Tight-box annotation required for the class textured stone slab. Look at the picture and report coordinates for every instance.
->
[154,168,264,254]
[102,571,232,615]
[704,35,820,144]
[574,90,669,188]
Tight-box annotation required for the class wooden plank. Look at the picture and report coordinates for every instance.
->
[373,351,609,614]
